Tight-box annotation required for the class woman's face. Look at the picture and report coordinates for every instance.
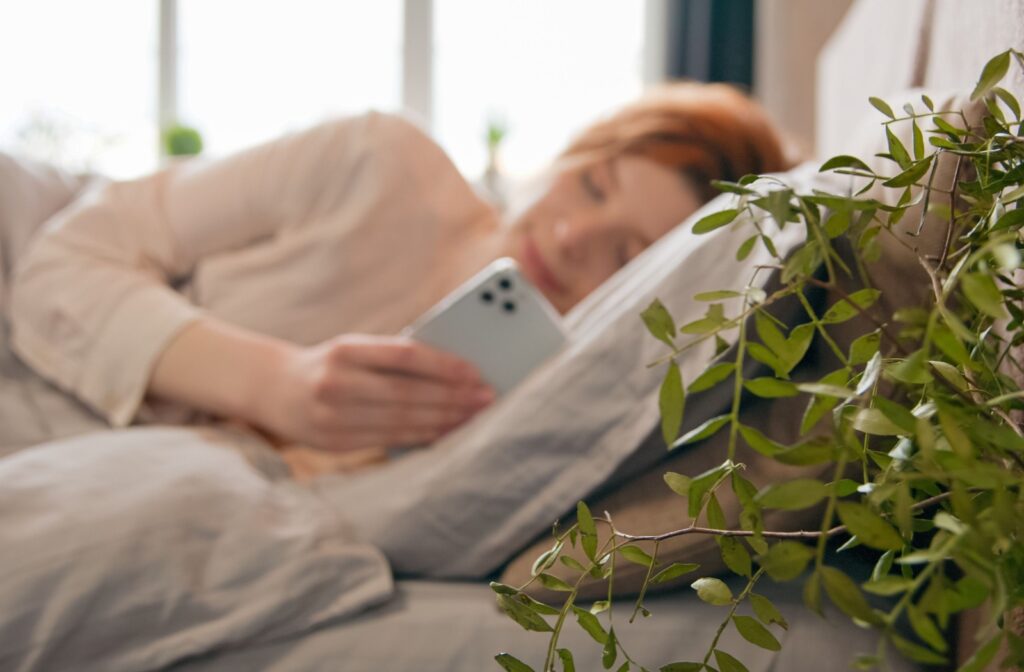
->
[505,155,703,313]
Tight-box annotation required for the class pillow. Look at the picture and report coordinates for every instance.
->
[312,162,828,579]
[0,426,392,672]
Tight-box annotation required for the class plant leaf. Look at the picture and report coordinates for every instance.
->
[821,566,882,625]
[693,208,741,234]
[659,363,685,446]
[714,649,751,672]
[495,653,537,672]
[961,272,1008,318]
[756,479,828,510]
[577,501,598,562]
[557,648,576,672]
[689,362,736,393]
[862,576,913,596]
[573,606,608,644]
[906,603,948,652]
[819,154,873,172]
[744,377,799,398]
[686,460,731,518]
[671,414,730,449]
[691,577,733,605]
[886,126,912,169]
[719,536,752,577]
[853,408,906,436]
[602,627,617,669]
[759,540,814,581]
[651,562,700,584]
[497,594,554,632]
[868,96,895,119]
[849,331,881,365]
[733,615,781,651]
[739,424,784,456]
[619,545,654,568]
[664,472,691,497]
[971,49,1011,101]
[835,502,904,551]
[882,157,932,188]
[641,299,677,347]
[822,288,881,323]
[750,593,789,630]
[737,234,758,261]
[537,573,574,592]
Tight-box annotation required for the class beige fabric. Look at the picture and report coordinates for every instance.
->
[500,393,834,602]
[7,112,500,429]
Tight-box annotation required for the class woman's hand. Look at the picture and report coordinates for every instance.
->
[150,320,494,455]
[258,334,494,453]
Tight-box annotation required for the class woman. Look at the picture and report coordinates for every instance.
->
[6,82,786,475]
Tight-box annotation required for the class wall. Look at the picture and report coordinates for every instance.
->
[753,0,855,158]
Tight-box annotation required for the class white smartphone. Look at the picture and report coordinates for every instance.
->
[403,258,567,395]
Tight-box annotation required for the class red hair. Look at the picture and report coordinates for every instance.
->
[560,82,788,202]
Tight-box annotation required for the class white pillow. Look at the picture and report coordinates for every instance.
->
[314,162,829,578]
[0,426,392,672]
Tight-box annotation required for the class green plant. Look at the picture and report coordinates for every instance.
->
[163,123,204,157]
[492,51,1024,672]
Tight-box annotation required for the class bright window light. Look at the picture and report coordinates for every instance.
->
[434,0,646,180]
[0,0,158,178]
[178,0,403,158]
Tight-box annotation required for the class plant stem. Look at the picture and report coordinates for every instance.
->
[609,492,953,543]
[701,568,766,667]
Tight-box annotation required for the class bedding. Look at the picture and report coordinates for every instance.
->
[0,426,391,672]
[311,162,831,579]
[169,565,922,672]
[0,154,108,455]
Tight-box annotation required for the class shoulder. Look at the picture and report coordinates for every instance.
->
[309,111,440,155]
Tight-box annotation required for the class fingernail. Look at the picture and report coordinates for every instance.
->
[474,387,495,404]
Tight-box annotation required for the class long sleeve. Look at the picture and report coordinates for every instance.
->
[8,112,396,427]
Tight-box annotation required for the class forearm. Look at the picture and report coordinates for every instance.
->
[149,317,297,428]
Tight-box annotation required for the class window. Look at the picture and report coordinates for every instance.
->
[1,1,654,180]
[434,0,646,177]
[178,0,402,157]
[0,0,158,177]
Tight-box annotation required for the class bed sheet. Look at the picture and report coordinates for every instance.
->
[169,566,922,672]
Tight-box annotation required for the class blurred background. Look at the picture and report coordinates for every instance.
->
[0,0,852,184]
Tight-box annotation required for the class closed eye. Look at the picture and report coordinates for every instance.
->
[580,169,607,203]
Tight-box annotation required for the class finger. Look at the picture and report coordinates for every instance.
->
[326,368,495,408]
[332,335,483,384]
[319,427,445,453]
[316,401,483,432]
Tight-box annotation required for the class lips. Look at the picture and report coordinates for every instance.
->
[520,233,566,295]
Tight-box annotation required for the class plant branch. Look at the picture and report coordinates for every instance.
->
[939,154,964,269]
[606,492,954,543]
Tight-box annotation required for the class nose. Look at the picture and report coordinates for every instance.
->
[553,214,601,261]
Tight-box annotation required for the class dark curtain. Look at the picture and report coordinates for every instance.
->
[664,0,755,88]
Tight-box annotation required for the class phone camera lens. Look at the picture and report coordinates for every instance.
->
[480,290,494,303]
[498,277,513,291]
[502,300,516,313]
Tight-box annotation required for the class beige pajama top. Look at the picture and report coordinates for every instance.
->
[9,112,501,429]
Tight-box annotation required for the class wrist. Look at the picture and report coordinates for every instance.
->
[244,337,301,433]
